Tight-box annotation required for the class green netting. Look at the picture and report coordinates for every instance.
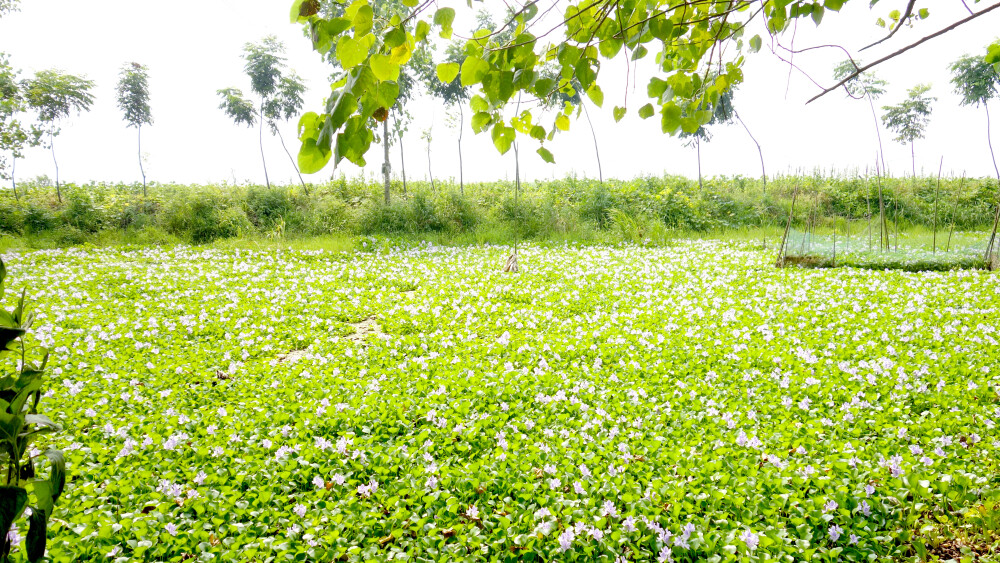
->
[778,225,995,271]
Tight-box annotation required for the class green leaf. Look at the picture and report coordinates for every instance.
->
[537,147,555,163]
[290,0,320,23]
[370,55,400,82]
[555,114,570,131]
[613,106,626,122]
[415,20,430,42]
[433,7,455,38]
[586,84,604,108]
[811,5,824,25]
[491,124,515,154]
[436,62,460,84]
[660,103,683,134]
[299,138,332,174]
[824,0,845,11]
[749,35,762,53]
[638,104,655,119]
[0,486,28,543]
[26,507,45,562]
[44,448,65,504]
[460,57,490,87]
[336,37,367,70]
[471,112,492,133]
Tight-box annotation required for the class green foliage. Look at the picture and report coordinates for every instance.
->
[292,0,956,172]
[20,70,94,127]
[4,236,999,559]
[0,175,997,247]
[216,88,256,127]
[0,256,66,563]
[115,63,152,129]
[832,60,887,99]
[881,84,935,145]
[0,56,42,181]
[949,52,999,108]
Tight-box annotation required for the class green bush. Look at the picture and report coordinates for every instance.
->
[22,204,56,234]
[359,202,409,234]
[244,187,294,229]
[406,193,444,232]
[0,201,24,234]
[62,192,103,233]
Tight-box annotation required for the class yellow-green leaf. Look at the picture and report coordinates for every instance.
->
[555,114,570,131]
[436,62,460,84]
[371,54,400,82]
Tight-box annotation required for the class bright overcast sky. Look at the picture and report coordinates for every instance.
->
[1,1,999,188]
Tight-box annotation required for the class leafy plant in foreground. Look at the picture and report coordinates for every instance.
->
[0,257,66,562]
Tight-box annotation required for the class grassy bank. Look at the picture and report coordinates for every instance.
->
[0,173,997,249]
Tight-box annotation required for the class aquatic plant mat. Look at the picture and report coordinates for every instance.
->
[778,228,996,272]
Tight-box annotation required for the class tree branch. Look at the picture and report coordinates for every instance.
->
[859,0,916,52]
[806,1,1000,105]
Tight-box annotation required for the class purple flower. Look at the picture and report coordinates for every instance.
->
[740,530,759,551]
[829,524,842,542]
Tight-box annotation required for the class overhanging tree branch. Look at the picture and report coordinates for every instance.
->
[807,1,1000,105]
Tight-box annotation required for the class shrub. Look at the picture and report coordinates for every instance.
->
[244,187,294,229]
[359,203,409,234]
[0,201,24,234]
[62,192,103,233]
[23,205,56,234]
[406,193,444,233]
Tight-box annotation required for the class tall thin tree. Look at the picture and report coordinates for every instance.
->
[116,62,153,196]
[219,36,305,190]
[881,84,935,178]
[21,69,94,202]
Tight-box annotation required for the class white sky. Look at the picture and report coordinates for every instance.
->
[1,1,998,188]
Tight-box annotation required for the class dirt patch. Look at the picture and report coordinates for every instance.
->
[276,350,308,364]
[928,539,992,561]
[347,318,382,343]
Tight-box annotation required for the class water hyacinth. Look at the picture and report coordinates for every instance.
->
[0,241,997,561]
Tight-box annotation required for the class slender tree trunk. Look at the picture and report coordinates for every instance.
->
[276,129,309,196]
[394,112,407,196]
[696,137,703,190]
[258,108,270,189]
[876,159,887,251]
[777,186,799,267]
[865,179,873,251]
[426,135,435,191]
[11,155,17,202]
[382,118,391,205]
[984,104,1000,260]
[910,141,915,179]
[581,101,602,184]
[458,104,464,196]
[138,125,147,197]
[867,93,886,174]
[933,156,943,253]
[735,110,766,195]
[50,133,61,203]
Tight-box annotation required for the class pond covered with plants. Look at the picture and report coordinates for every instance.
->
[2,241,998,561]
